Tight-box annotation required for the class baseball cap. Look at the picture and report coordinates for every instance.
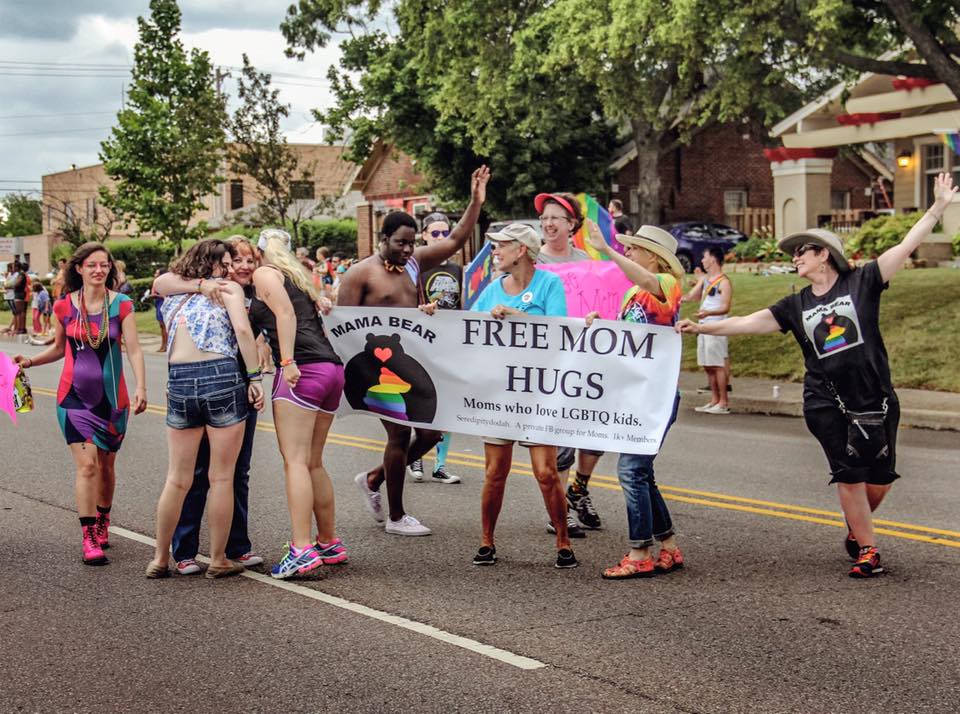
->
[485,222,541,258]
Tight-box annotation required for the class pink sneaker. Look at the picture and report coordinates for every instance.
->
[315,537,349,565]
[82,524,108,565]
[94,512,110,549]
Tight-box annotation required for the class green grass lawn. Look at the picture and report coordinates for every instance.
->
[6,267,958,392]
[677,267,960,393]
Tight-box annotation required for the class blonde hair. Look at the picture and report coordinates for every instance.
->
[260,229,321,301]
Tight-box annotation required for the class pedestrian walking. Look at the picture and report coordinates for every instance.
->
[146,239,264,579]
[470,222,577,569]
[676,172,959,578]
[585,222,686,579]
[14,242,147,565]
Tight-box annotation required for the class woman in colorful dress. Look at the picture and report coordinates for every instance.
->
[584,222,686,579]
[250,229,347,579]
[15,242,147,565]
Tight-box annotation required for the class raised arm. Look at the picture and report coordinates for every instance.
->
[586,220,662,296]
[415,165,490,271]
[153,272,228,306]
[676,308,780,336]
[878,172,957,283]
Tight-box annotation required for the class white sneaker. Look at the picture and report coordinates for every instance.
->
[354,472,385,523]
[384,514,432,536]
[406,458,425,482]
[176,559,202,575]
[234,552,263,567]
[694,403,716,413]
[705,404,731,415]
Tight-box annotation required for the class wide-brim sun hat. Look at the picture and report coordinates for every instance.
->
[486,222,541,258]
[616,225,685,278]
[777,228,851,272]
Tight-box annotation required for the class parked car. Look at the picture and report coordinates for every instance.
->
[660,222,747,273]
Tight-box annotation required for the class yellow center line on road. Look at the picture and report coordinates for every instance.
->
[29,387,960,549]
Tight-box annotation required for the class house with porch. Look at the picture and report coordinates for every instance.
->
[768,70,960,261]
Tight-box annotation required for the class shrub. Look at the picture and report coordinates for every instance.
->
[732,229,780,262]
[104,238,177,279]
[298,219,358,258]
[845,212,924,259]
[50,242,75,264]
[126,277,156,312]
[952,230,960,256]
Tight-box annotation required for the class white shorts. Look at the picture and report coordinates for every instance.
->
[697,333,728,367]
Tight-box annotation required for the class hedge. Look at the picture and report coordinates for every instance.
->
[845,212,924,259]
[126,277,155,312]
[298,219,358,258]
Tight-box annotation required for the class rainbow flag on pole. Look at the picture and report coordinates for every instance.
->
[462,241,494,310]
[943,132,960,157]
[571,193,622,260]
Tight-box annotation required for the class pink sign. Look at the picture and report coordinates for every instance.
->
[0,351,20,424]
[539,261,633,319]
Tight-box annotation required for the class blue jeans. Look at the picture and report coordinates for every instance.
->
[171,407,258,561]
[616,393,680,549]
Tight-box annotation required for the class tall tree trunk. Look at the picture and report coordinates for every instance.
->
[632,119,662,226]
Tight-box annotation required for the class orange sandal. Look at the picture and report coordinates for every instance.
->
[602,554,655,579]
[655,546,684,573]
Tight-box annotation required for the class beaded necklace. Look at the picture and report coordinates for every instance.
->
[79,290,110,349]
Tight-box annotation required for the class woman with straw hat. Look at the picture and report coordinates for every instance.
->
[584,223,686,579]
[676,172,957,578]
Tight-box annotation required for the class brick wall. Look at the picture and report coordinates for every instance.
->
[612,123,877,225]
[363,150,425,201]
[356,203,375,260]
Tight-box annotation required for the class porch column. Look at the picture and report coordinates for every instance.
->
[771,158,834,240]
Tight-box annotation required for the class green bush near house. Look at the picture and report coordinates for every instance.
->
[845,212,924,259]
[126,277,156,311]
[299,219,358,258]
[206,225,260,243]
[952,230,960,256]
[105,239,178,278]
[731,230,780,262]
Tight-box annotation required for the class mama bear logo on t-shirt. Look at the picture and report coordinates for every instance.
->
[801,296,864,358]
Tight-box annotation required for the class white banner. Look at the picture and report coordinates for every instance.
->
[325,307,681,455]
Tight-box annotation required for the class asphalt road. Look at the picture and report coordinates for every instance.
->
[2,347,959,713]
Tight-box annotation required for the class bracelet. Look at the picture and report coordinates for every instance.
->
[246,369,262,378]
[24,358,32,368]
[927,210,944,222]
[279,357,296,367]
[248,377,263,383]
[197,279,204,292]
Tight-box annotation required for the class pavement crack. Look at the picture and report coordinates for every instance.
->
[547,662,707,714]
[499,611,636,634]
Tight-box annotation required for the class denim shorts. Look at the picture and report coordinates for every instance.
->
[166,357,248,430]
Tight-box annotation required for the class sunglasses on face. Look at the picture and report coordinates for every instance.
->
[794,244,822,258]
[429,229,451,238]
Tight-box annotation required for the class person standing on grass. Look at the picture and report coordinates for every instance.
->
[676,172,958,579]
[682,245,732,414]
[584,223,686,580]
[405,211,463,486]
[339,166,489,537]
[14,242,147,566]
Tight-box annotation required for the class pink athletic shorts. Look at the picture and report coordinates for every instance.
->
[271,362,344,413]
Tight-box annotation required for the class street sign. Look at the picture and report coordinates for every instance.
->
[0,238,16,254]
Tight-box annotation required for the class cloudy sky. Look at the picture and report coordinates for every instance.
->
[0,0,344,198]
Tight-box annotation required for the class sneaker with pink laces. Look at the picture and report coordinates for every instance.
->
[94,512,110,549]
[315,537,349,565]
[82,524,108,566]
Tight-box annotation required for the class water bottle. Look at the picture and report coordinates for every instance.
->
[772,385,781,399]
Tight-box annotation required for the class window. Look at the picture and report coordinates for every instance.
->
[830,191,851,210]
[291,181,315,200]
[230,180,244,210]
[723,190,747,215]
[923,144,946,208]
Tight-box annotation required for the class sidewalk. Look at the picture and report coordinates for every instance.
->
[679,370,960,431]
[4,332,957,431]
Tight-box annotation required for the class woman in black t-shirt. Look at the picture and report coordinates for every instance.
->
[676,173,957,580]
[250,228,347,580]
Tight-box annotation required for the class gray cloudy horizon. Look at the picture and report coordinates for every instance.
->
[0,1,342,197]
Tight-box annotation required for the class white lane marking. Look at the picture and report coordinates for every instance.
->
[113,525,546,671]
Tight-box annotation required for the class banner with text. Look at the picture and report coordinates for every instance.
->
[325,307,681,455]
[539,261,634,320]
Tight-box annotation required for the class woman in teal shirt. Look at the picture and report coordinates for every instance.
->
[469,222,577,570]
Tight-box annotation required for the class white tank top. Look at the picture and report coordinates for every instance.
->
[699,274,728,323]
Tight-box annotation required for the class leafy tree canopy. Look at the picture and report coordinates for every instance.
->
[0,193,42,237]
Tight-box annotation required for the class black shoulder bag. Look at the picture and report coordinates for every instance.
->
[827,381,889,464]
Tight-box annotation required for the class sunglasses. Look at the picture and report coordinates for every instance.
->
[793,244,822,258]
[429,229,451,238]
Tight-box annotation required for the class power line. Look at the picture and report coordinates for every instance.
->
[0,180,42,183]
[0,127,111,138]
[0,110,116,120]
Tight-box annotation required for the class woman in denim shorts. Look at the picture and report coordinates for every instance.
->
[145,240,264,579]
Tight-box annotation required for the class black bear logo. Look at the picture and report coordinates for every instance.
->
[344,333,437,423]
[812,311,860,355]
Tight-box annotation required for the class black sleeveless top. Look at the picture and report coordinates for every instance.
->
[248,273,341,367]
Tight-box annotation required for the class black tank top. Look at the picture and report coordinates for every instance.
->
[248,272,341,367]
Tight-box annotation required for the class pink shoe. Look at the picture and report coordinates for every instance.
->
[94,511,110,549]
[315,537,349,565]
[82,524,108,565]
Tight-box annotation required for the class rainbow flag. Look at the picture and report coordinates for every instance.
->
[462,240,494,310]
[943,132,960,157]
[571,193,622,260]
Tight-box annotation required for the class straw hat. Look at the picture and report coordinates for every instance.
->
[777,228,851,272]
[615,225,685,278]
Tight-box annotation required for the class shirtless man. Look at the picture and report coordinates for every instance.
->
[339,165,490,536]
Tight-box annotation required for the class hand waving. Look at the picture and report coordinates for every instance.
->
[471,165,491,205]
[585,219,608,253]
[932,172,958,214]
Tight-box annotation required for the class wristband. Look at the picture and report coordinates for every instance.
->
[248,377,263,383]
[246,368,262,378]
[197,279,204,292]
[280,357,296,367]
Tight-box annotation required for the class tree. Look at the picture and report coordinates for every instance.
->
[282,0,619,216]
[282,1,814,222]
[0,193,42,236]
[229,55,332,243]
[43,196,114,246]
[99,0,227,251]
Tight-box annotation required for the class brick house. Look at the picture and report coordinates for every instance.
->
[608,122,891,237]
